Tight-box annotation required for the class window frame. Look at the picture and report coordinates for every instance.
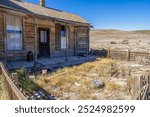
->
[5,15,23,51]
[55,24,69,50]
[60,25,67,49]
[40,30,47,43]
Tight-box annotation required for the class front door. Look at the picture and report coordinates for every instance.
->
[39,28,50,57]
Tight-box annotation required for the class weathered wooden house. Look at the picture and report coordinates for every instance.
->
[0,0,91,60]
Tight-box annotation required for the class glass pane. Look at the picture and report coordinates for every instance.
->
[61,36,66,49]
[14,36,22,50]
[40,31,44,43]
[40,31,47,43]
[6,16,14,29]
[7,33,14,50]
[6,16,15,34]
[61,31,66,36]
[15,17,22,31]
[44,31,47,43]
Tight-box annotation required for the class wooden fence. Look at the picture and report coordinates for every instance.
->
[107,49,150,64]
[0,63,26,100]
[138,84,149,100]
[130,71,150,100]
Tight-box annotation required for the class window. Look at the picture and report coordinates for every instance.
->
[6,15,23,50]
[60,25,67,49]
[55,24,68,50]
[40,30,47,43]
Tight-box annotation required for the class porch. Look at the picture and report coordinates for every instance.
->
[6,56,96,70]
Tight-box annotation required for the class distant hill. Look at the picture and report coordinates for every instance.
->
[90,29,150,35]
[132,30,150,34]
[90,29,150,51]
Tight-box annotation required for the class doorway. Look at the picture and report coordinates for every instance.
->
[39,28,50,57]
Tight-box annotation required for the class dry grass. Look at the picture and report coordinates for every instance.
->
[0,72,9,100]
[34,58,131,100]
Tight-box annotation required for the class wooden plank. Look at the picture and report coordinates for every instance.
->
[0,63,27,100]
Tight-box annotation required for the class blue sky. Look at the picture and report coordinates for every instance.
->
[24,0,150,30]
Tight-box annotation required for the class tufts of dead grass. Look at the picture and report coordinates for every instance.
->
[34,58,131,100]
[0,72,9,100]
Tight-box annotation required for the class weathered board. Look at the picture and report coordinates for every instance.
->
[0,14,90,60]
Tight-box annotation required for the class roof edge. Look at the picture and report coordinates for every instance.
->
[0,5,91,27]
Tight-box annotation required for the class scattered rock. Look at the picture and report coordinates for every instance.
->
[42,69,47,76]
[74,82,81,86]
[111,41,117,44]
[91,80,105,89]
[63,93,77,100]
[121,39,129,44]
[29,75,36,79]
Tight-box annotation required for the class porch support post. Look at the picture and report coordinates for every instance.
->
[65,23,69,62]
[34,18,38,61]
[87,27,90,55]
[74,27,77,56]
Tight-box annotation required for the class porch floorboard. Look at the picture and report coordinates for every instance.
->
[6,56,96,70]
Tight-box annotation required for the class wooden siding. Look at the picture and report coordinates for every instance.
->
[75,27,89,55]
[55,24,61,50]
[0,15,89,60]
[24,18,35,53]
[50,24,56,57]
[0,13,4,52]
[68,25,75,49]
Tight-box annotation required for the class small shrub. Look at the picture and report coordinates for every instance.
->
[18,77,37,93]
[121,39,129,44]
[107,81,121,91]
[16,69,38,94]
[125,78,132,95]
[111,41,117,44]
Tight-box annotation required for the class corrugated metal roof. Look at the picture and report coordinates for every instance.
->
[0,0,90,24]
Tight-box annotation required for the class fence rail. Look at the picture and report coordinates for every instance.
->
[106,49,150,100]
[0,62,26,100]
[107,49,150,64]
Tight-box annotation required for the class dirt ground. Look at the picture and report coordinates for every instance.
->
[34,58,146,100]
[90,29,150,52]
[34,58,150,100]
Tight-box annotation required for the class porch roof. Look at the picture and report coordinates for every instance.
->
[0,0,91,26]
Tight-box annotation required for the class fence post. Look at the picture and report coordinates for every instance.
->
[107,48,110,59]
[140,75,144,92]
[128,49,130,61]
[11,73,19,87]
[148,75,150,91]
[42,69,47,76]
[133,76,136,100]
[0,63,27,100]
